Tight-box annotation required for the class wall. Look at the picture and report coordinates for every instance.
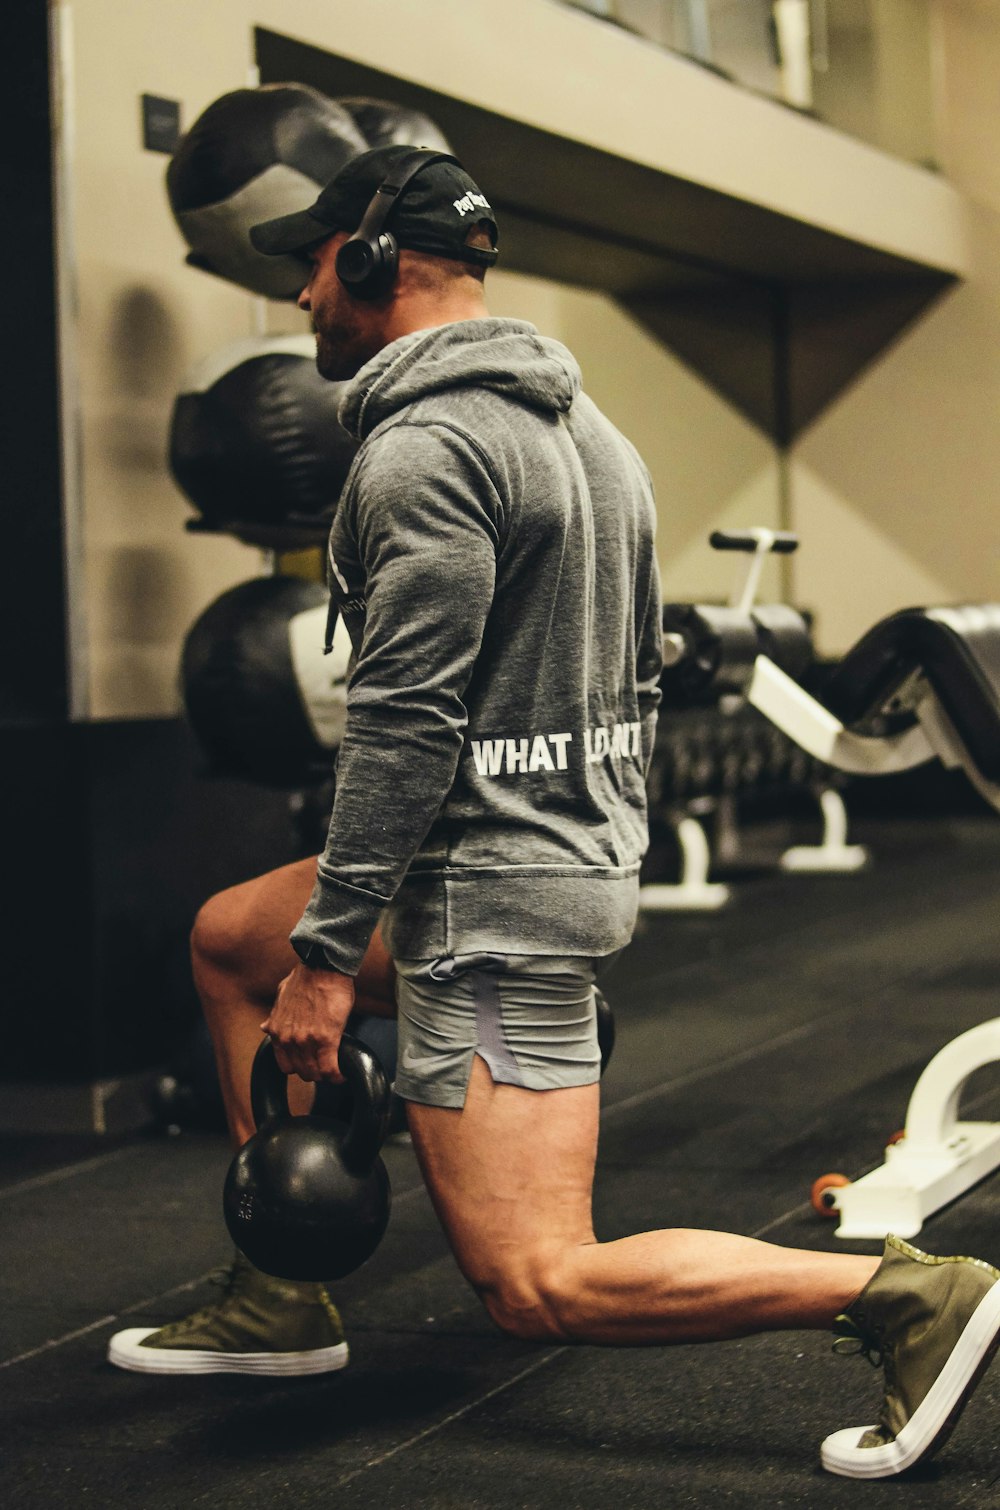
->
[64,0,259,719]
[811,0,936,168]
[483,271,780,604]
[789,0,1000,653]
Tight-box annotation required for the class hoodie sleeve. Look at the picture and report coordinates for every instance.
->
[290,421,501,975]
[636,554,663,776]
[625,446,662,776]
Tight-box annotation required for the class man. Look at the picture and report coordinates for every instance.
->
[109,146,1000,1481]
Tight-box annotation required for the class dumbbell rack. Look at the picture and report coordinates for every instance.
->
[644,527,805,912]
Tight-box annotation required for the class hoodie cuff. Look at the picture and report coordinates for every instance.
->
[289,873,389,978]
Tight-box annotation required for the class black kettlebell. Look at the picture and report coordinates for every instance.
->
[596,989,615,1077]
[223,1033,391,1282]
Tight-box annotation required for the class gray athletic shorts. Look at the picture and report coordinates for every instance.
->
[393,953,603,1109]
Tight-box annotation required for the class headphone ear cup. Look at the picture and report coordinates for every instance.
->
[373,232,398,296]
[335,231,398,300]
[335,236,376,291]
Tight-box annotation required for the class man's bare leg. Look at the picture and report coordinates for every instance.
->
[108,856,387,1374]
[406,1057,878,1345]
[190,856,396,1147]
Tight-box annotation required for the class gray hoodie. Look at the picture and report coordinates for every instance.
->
[290,318,662,973]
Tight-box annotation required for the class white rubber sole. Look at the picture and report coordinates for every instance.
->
[107,1327,349,1377]
[821,1280,1000,1479]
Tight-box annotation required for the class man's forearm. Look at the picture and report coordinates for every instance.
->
[290,703,466,973]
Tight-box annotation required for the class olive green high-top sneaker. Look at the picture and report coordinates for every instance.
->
[107,1250,349,1376]
[821,1233,1000,1479]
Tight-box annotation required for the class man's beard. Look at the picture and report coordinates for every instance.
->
[313,305,376,382]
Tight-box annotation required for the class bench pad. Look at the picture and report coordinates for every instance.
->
[822,606,1000,784]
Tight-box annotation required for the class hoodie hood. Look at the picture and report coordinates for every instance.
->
[339,318,582,441]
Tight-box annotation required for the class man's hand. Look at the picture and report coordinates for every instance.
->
[261,962,356,1082]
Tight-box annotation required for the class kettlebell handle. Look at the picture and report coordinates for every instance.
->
[250,1033,391,1173]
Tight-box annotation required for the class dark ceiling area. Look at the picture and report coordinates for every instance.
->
[256,27,955,445]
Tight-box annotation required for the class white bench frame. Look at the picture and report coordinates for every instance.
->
[748,653,1000,1239]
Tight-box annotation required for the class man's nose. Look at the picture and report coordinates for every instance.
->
[297,285,312,313]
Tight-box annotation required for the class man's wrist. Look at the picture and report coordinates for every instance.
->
[291,938,349,973]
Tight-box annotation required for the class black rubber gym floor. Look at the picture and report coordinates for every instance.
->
[6,815,1000,1509]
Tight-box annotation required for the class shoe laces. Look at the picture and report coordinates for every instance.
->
[833,1309,899,1443]
[832,1312,885,1369]
[208,1261,244,1294]
[156,1261,249,1336]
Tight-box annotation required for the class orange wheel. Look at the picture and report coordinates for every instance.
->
[810,1172,850,1218]
[886,1129,906,1146]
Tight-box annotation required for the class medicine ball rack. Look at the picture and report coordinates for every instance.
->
[185,517,333,552]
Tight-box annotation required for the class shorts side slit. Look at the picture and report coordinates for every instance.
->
[393,954,604,1110]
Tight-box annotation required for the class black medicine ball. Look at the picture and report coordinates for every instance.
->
[182,577,352,789]
[166,84,368,299]
[169,335,357,547]
[336,97,453,153]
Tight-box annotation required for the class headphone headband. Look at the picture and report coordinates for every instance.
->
[335,149,480,301]
[351,150,462,249]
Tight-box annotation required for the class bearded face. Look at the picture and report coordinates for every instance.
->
[299,235,385,382]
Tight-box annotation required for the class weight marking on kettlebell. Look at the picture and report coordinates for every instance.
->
[238,1194,255,1222]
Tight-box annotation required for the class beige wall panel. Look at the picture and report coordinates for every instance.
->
[792,217,1000,652]
[934,0,1000,207]
[70,0,265,717]
[487,269,781,601]
[790,0,1000,655]
[812,0,935,168]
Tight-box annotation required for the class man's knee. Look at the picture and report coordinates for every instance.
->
[190,886,251,978]
[191,857,318,987]
[476,1248,585,1343]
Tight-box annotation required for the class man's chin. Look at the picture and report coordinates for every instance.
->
[317,351,361,380]
[316,343,365,383]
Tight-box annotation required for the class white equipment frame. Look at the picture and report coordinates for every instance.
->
[639,814,730,912]
[780,787,869,873]
[747,650,1000,1239]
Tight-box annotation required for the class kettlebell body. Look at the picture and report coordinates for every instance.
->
[223,1034,391,1281]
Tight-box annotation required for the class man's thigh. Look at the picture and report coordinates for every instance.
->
[406,1058,600,1290]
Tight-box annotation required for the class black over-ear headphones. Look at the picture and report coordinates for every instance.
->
[334,149,462,301]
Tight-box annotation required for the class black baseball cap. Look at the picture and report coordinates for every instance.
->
[249,144,499,267]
